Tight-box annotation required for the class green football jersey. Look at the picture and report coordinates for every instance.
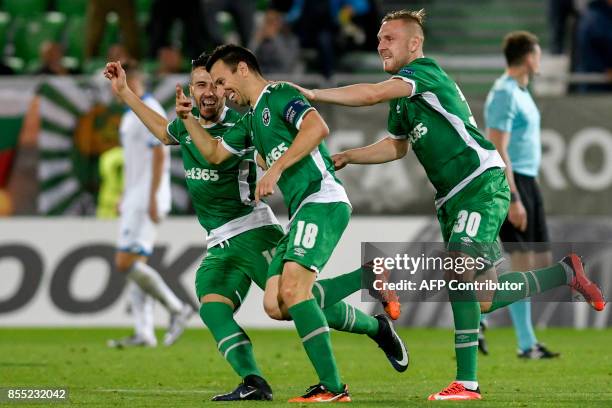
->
[222,83,350,218]
[388,57,505,209]
[167,106,279,247]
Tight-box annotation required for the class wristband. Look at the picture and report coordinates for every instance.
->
[510,192,519,203]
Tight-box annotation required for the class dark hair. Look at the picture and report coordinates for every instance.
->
[503,31,539,66]
[191,52,209,70]
[205,44,262,76]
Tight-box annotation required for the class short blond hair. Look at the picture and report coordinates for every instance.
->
[382,9,426,30]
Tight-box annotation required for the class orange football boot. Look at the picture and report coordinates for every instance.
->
[288,384,351,403]
[564,253,606,311]
[428,382,482,401]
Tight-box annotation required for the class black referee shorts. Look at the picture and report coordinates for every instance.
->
[499,172,550,253]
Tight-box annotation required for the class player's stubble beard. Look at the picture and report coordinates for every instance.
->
[383,36,424,74]
[381,53,406,75]
[198,96,224,122]
[380,47,414,74]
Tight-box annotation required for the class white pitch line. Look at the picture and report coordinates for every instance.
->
[96,389,215,394]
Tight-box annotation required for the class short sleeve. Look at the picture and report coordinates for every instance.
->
[221,114,254,157]
[485,89,516,133]
[270,84,315,130]
[387,99,406,139]
[391,65,434,97]
[166,118,182,144]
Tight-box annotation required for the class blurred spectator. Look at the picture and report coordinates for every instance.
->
[337,0,380,51]
[285,0,379,77]
[92,44,130,98]
[249,9,300,74]
[106,44,131,64]
[148,0,208,60]
[575,0,612,92]
[36,41,81,75]
[202,0,256,46]
[156,46,184,74]
[86,0,140,60]
[286,0,338,78]
[548,0,580,55]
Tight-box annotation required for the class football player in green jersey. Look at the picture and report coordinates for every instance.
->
[105,53,406,402]
[175,45,409,402]
[290,8,606,401]
[105,56,279,401]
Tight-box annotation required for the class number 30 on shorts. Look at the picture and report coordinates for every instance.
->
[453,210,481,237]
[294,221,318,249]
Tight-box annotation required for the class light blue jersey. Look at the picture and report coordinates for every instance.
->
[484,74,541,177]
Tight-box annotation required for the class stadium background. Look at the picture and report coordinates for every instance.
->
[1,0,611,331]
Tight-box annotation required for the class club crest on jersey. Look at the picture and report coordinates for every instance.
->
[185,135,192,144]
[262,108,271,126]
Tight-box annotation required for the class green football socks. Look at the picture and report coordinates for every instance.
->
[449,289,480,382]
[450,262,570,382]
[311,268,379,336]
[488,263,570,312]
[312,268,362,308]
[322,301,379,337]
[199,302,262,379]
[288,298,343,393]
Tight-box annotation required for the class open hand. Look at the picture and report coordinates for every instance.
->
[284,81,316,101]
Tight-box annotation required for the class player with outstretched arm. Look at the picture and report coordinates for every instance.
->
[291,9,606,401]
[175,45,409,402]
[105,53,406,402]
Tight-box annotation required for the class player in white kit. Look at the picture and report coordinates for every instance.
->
[108,60,193,348]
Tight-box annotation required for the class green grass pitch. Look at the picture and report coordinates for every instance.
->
[1,328,610,407]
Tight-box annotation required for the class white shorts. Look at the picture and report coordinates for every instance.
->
[117,209,160,256]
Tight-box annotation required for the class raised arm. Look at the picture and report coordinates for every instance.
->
[255,110,328,201]
[175,84,233,165]
[291,78,413,106]
[333,136,409,170]
[104,61,175,145]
